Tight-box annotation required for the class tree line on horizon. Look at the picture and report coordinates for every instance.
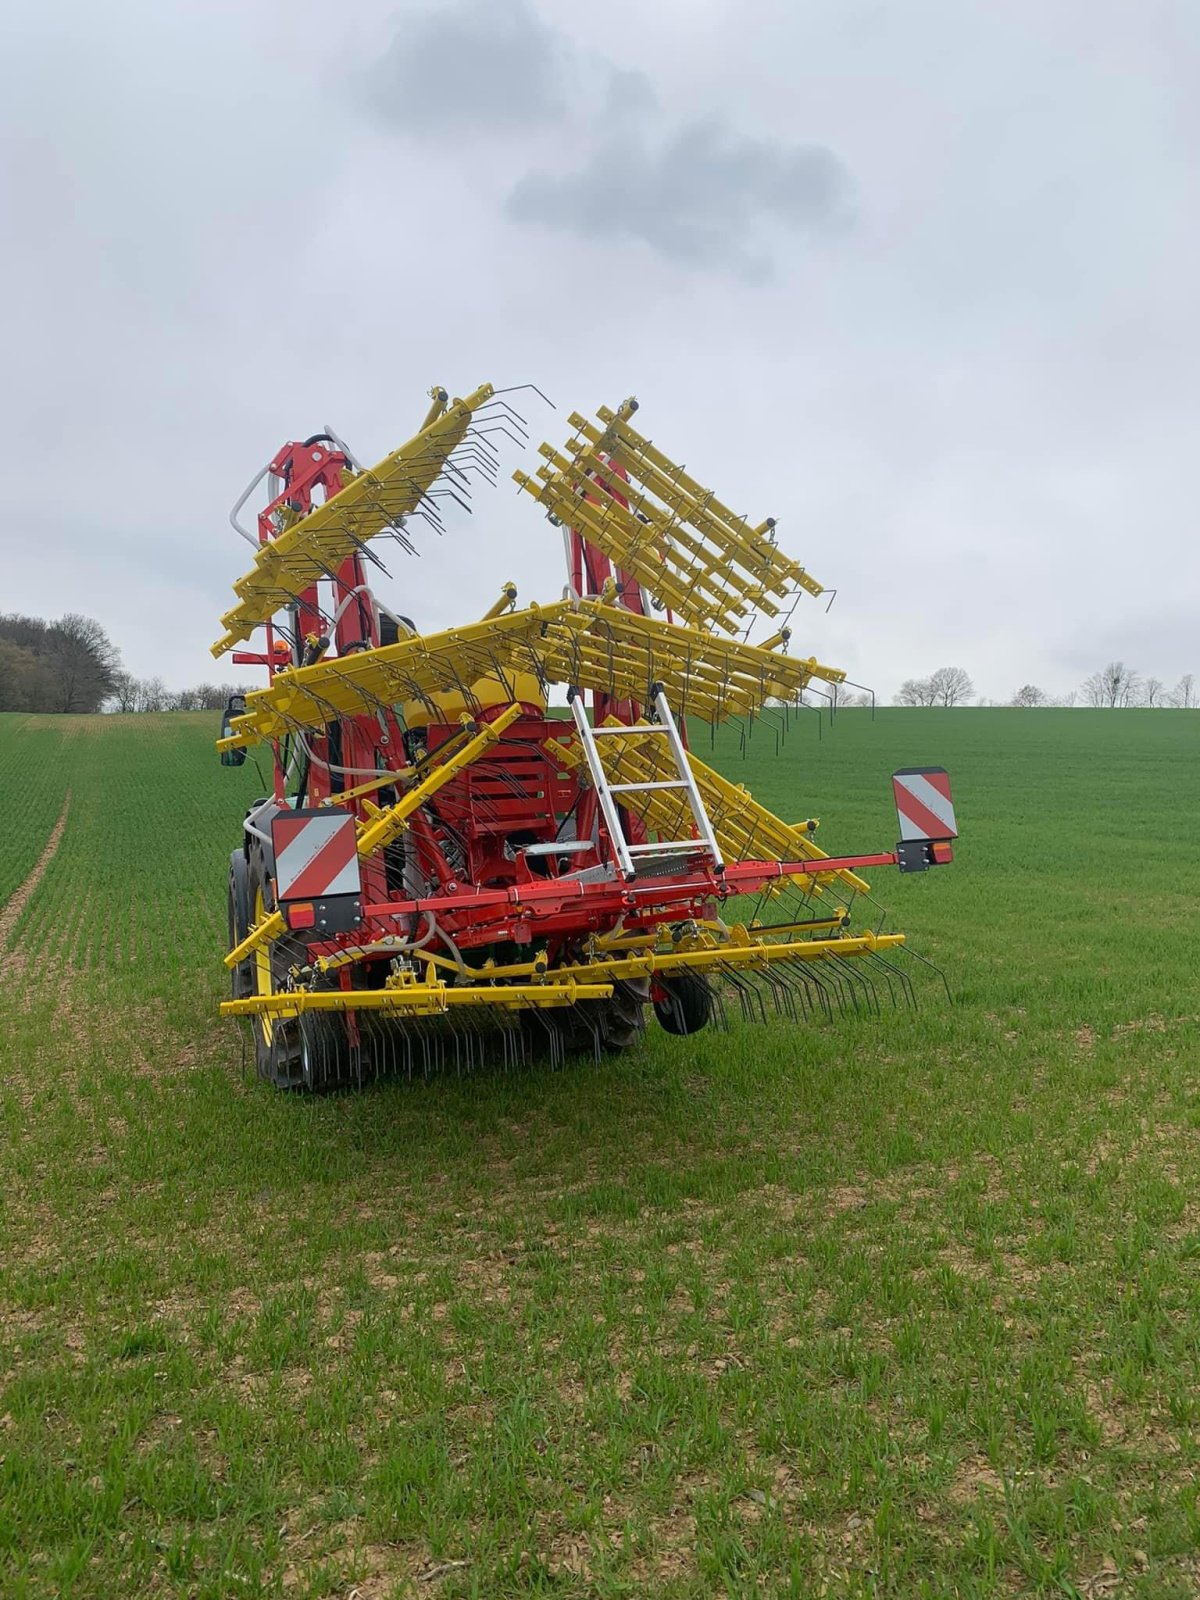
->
[883,662,1197,708]
[0,614,248,715]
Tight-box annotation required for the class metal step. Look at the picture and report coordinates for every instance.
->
[566,688,724,880]
[521,839,593,857]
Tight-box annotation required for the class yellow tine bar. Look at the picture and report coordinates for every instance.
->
[594,406,822,594]
[220,979,616,1019]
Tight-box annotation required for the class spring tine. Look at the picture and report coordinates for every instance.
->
[776,960,815,1022]
[862,950,905,1010]
[758,962,797,1021]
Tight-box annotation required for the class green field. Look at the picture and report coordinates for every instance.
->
[1,707,1198,1598]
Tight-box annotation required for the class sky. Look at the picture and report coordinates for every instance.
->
[2,0,1198,704]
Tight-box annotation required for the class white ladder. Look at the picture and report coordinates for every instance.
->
[567,686,725,881]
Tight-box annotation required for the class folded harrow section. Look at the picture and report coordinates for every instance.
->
[217,600,845,754]
[516,397,823,636]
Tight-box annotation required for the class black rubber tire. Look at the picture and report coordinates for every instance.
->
[653,971,713,1037]
[297,1010,357,1093]
[600,978,650,1050]
[246,850,305,1090]
[554,978,649,1057]
[227,849,254,1001]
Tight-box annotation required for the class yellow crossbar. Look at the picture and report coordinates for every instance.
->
[220,979,615,1020]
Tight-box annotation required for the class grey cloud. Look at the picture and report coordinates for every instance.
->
[505,118,851,279]
[601,65,658,115]
[363,0,568,134]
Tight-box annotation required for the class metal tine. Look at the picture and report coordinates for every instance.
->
[704,975,730,1032]
[825,954,876,1017]
[839,953,883,1016]
[861,949,910,1010]
[719,963,769,1025]
[817,956,856,1017]
[775,960,818,1022]
[459,427,503,460]
[757,962,800,1022]
[787,958,834,1021]
[901,943,952,1004]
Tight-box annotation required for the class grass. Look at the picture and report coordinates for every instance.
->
[1,706,1199,1597]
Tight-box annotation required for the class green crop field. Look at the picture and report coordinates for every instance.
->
[1,707,1198,1598]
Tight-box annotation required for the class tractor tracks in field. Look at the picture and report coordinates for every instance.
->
[0,794,71,963]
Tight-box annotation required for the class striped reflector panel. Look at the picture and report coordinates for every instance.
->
[271,808,362,901]
[892,768,957,841]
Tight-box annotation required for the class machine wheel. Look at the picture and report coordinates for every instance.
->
[246,852,305,1090]
[227,849,254,1000]
[653,971,713,1037]
[569,978,648,1056]
[599,978,650,1050]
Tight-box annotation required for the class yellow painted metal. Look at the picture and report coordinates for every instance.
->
[546,720,870,896]
[480,582,519,620]
[317,768,412,807]
[420,385,449,429]
[220,977,615,1020]
[515,398,825,635]
[215,600,844,752]
[220,928,905,1021]
[538,929,906,987]
[401,669,545,729]
[356,702,522,856]
[223,705,524,970]
[211,383,495,656]
[252,885,277,1046]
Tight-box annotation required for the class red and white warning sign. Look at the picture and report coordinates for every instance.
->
[271,807,362,902]
[892,767,957,842]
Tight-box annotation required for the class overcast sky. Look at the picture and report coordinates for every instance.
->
[2,0,1198,703]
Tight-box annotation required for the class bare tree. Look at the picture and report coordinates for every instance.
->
[1171,673,1197,709]
[1082,661,1140,708]
[191,683,230,711]
[106,671,140,714]
[1142,676,1167,708]
[928,666,974,707]
[134,676,168,713]
[894,676,937,707]
[0,638,54,711]
[1010,684,1047,707]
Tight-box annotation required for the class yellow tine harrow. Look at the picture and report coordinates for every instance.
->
[515,397,825,635]
[216,600,845,753]
[212,383,495,656]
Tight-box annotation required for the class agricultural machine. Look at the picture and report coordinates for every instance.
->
[216,384,956,1088]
